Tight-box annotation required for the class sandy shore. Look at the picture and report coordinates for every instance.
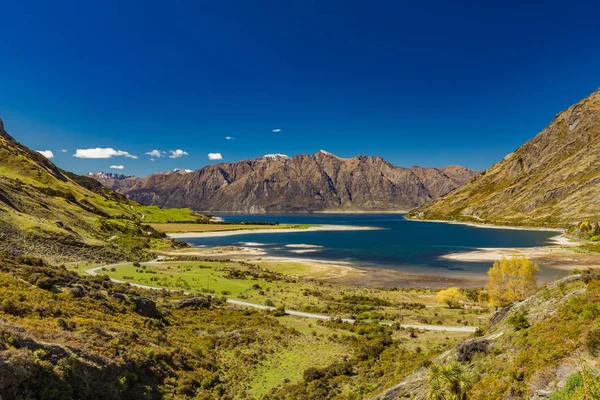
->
[168,224,380,238]
[158,245,487,288]
[440,233,600,272]
[408,217,564,232]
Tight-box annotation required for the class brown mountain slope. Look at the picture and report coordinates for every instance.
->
[94,152,478,213]
[407,88,600,226]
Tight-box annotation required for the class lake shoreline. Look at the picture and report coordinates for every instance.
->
[168,224,381,238]
[165,215,589,286]
[405,216,564,232]
[157,246,489,288]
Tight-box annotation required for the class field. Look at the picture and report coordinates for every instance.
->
[135,205,206,223]
[150,223,313,233]
[100,259,492,328]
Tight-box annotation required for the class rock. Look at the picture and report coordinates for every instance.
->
[489,306,511,326]
[110,293,162,318]
[530,389,553,399]
[175,296,212,310]
[69,285,86,298]
[456,338,489,363]
[130,296,162,319]
[110,292,127,303]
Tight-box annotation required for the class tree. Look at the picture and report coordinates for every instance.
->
[435,287,467,308]
[579,221,591,236]
[427,362,476,400]
[487,256,538,307]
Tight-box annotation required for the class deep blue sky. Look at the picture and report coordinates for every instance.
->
[1,1,599,176]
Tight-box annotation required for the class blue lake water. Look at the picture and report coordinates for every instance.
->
[183,214,563,280]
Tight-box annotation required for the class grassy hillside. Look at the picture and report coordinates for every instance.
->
[408,88,600,227]
[0,253,484,400]
[0,118,197,263]
[377,270,600,399]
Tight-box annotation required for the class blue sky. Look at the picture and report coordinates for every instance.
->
[1,0,599,176]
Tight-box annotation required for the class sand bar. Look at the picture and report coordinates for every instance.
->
[168,224,380,238]
[408,217,563,232]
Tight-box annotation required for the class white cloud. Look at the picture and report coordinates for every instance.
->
[208,153,223,160]
[36,150,54,159]
[272,128,281,133]
[225,136,234,140]
[169,149,189,159]
[74,148,138,159]
[146,149,166,158]
[150,158,155,162]
[61,149,68,152]
[110,165,125,169]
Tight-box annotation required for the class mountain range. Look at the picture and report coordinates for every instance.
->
[408,88,600,226]
[92,152,479,213]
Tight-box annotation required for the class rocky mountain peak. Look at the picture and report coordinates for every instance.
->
[93,151,478,213]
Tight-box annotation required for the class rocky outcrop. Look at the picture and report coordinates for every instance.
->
[175,296,213,309]
[93,151,478,213]
[408,88,600,226]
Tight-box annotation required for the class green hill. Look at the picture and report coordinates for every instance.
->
[0,118,195,263]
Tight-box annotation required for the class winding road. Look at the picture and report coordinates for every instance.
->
[85,261,477,333]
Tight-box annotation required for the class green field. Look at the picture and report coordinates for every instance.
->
[150,222,314,233]
[101,260,492,327]
[136,205,206,223]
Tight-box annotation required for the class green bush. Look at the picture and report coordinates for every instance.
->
[507,311,530,331]
[585,328,600,356]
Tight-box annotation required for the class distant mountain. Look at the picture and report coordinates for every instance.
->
[88,172,135,180]
[0,118,178,262]
[93,150,479,213]
[408,88,600,226]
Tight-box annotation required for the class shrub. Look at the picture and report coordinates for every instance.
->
[585,328,600,356]
[273,306,286,317]
[435,287,467,309]
[427,362,477,399]
[303,367,322,382]
[507,311,530,331]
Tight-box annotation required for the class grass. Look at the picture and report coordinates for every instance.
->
[135,205,205,223]
[150,223,314,233]
[100,260,492,327]
[247,316,347,396]
[256,260,340,277]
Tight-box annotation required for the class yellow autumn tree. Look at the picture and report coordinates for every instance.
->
[487,256,538,307]
[435,287,467,308]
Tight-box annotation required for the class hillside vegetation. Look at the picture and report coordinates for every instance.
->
[408,88,600,227]
[0,253,485,400]
[0,118,196,263]
[377,270,600,399]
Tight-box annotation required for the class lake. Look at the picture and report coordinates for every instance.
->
[183,214,563,280]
